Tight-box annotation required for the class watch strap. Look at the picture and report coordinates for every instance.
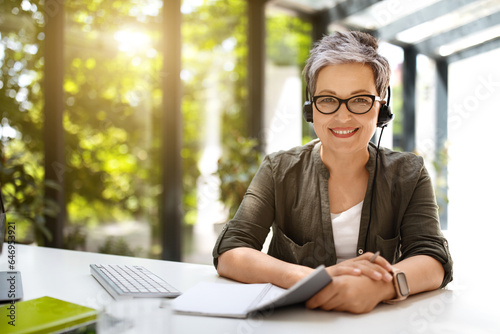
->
[383,268,409,304]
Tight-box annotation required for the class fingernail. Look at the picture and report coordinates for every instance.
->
[384,273,393,281]
[353,268,361,274]
[374,272,382,279]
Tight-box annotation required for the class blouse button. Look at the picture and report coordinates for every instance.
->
[358,249,364,255]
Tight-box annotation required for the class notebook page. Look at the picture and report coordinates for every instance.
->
[172,282,271,318]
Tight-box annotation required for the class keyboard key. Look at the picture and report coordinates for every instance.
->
[90,264,181,300]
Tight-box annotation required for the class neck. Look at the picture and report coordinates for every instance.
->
[320,144,370,178]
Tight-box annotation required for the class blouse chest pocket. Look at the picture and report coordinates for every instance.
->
[268,225,330,268]
[375,234,400,264]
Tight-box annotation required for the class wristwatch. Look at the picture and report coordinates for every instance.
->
[383,268,410,304]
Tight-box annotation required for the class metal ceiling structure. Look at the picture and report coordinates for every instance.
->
[267,0,500,63]
[247,0,500,230]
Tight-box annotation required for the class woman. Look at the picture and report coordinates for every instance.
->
[212,31,452,314]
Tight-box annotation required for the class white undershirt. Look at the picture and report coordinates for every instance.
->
[331,201,363,263]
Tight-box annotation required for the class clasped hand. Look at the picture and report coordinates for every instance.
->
[306,252,395,314]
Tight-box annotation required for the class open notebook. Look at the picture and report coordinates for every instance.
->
[172,265,331,318]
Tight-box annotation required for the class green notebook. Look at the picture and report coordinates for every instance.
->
[0,296,97,334]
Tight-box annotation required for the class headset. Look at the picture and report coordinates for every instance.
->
[303,86,394,128]
[302,85,394,255]
[303,86,393,251]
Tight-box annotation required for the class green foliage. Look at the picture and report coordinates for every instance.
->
[1,0,49,243]
[0,0,202,251]
[1,0,314,255]
[98,235,142,257]
[0,142,59,244]
[183,0,249,144]
[391,84,403,141]
[266,13,312,67]
[62,1,167,231]
[216,134,262,218]
[63,222,87,251]
[183,0,249,224]
[433,144,449,216]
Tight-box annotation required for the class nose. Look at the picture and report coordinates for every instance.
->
[334,102,352,123]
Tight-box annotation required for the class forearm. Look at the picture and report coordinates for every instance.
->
[394,255,445,296]
[217,247,313,289]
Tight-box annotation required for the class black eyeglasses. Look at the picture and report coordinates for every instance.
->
[313,94,382,115]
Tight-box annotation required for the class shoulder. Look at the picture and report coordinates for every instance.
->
[262,139,322,179]
[266,139,319,165]
[371,143,426,182]
[379,146,424,168]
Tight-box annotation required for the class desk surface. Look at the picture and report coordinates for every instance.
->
[1,242,498,334]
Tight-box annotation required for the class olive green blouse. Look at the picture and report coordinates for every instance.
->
[213,139,453,288]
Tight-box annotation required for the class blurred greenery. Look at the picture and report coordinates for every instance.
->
[216,134,261,219]
[266,12,312,67]
[1,0,53,244]
[0,143,60,244]
[98,235,143,257]
[434,144,449,218]
[391,84,404,151]
[215,8,312,219]
[1,0,312,255]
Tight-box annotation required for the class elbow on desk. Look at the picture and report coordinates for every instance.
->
[214,247,259,282]
[215,250,230,277]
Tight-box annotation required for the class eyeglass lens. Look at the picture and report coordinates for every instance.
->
[315,95,374,114]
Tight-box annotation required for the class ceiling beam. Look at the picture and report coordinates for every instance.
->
[376,0,477,41]
[416,10,500,57]
[322,0,381,23]
[446,35,500,63]
[266,0,316,16]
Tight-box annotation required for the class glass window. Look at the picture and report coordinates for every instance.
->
[1,2,45,243]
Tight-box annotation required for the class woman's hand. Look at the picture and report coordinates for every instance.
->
[326,251,394,282]
[306,274,396,314]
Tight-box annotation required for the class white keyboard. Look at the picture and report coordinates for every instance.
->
[90,264,181,300]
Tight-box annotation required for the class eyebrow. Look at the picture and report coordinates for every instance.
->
[316,89,374,95]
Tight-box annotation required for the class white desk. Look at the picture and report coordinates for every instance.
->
[1,243,498,334]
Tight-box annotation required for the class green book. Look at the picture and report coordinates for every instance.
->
[0,296,97,334]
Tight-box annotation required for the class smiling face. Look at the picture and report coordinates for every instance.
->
[313,62,380,159]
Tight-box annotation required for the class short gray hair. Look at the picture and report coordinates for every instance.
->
[303,31,391,100]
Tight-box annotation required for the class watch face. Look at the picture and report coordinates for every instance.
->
[396,272,410,297]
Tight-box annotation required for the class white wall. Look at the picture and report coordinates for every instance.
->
[447,48,500,246]
[263,63,303,154]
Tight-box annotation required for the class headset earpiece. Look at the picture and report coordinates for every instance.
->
[303,87,313,123]
[304,86,394,126]
[376,87,394,128]
[303,101,313,123]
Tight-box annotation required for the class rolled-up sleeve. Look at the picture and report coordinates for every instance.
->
[212,156,276,269]
[398,163,453,288]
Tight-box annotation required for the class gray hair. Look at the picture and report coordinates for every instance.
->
[303,31,391,100]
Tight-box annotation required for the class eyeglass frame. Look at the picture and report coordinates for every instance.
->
[312,94,383,115]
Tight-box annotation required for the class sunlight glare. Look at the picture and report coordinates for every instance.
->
[114,30,151,54]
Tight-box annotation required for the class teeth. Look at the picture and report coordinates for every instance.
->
[332,129,356,135]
